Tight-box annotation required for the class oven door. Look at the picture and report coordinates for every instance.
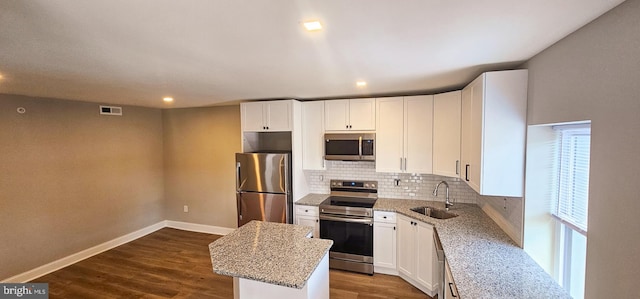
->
[319,214,374,260]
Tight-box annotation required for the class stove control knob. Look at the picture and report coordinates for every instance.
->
[364,183,370,188]
[371,184,376,188]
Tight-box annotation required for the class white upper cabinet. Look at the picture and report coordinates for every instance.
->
[460,70,528,197]
[301,101,325,170]
[325,98,376,131]
[433,91,462,178]
[376,95,433,173]
[376,97,404,172]
[241,100,292,132]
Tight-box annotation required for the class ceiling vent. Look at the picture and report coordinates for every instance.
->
[99,105,122,116]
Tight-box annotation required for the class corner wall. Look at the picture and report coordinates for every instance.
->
[0,94,165,280]
[162,105,241,229]
[522,0,640,297]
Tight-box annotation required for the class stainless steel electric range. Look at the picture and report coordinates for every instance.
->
[319,180,377,275]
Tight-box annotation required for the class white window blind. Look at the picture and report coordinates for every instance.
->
[553,125,590,234]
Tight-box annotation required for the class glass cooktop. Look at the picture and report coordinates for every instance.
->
[322,196,377,208]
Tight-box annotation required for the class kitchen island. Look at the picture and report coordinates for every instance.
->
[208,220,333,299]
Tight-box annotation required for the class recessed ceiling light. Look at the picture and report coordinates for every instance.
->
[163,97,174,103]
[356,81,367,87]
[303,21,322,31]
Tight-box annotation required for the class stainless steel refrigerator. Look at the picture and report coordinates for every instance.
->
[235,152,292,227]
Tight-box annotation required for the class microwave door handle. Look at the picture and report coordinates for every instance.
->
[358,136,363,159]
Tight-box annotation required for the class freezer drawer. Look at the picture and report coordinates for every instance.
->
[237,192,291,227]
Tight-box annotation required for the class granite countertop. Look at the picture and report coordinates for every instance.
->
[295,193,328,206]
[208,220,333,289]
[297,194,569,298]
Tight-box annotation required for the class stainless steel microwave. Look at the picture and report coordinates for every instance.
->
[324,133,375,161]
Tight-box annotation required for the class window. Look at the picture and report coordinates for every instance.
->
[552,123,590,299]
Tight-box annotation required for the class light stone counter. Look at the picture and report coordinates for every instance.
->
[296,194,569,298]
[295,193,328,206]
[375,198,570,299]
[208,220,333,289]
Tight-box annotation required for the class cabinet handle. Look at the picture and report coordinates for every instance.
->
[449,282,458,298]
[316,219,319,223]
[383,216,387,219]
[465,164,470,181]
[456,160,460,175]
[404,158,407,171]
[400,158,403,170]
[266,126,269,130]
[305,210,309,212]
[393,226,396,230]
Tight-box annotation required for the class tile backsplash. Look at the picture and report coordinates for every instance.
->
[304,160,477,204]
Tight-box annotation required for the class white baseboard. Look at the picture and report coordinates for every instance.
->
[165,220,235,236]
[2,221,166,283]
[480,204,523,247]
[2,220,236,283]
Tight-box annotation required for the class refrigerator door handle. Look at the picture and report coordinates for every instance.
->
[237,192,243,221]
[236,162,243,192]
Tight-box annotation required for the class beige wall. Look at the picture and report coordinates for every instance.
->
[522,0,640,297]
[162,105,241,229]
[0,94,165,280]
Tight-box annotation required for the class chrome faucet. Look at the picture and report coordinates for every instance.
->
[433,181,453,210]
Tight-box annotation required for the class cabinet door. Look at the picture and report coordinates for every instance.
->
[349,98,376,130]
[242,102,266,132]
[415,221,434,290]
[375,97,404,172]
[468,77,484,193]
[302,101,325,170]
[460,83,473,183]
[296,216,319,238]
[396,215,415,277]
[433,91,461,178]
[374,222,397,270]
[324,99,350,130]
[265,101,292,131]
[405,95,433,174]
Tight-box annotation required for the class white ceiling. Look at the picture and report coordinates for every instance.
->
[0,0,624,108]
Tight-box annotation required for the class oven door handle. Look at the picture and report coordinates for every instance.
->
[320,214,373,225]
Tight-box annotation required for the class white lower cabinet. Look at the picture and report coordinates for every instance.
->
[397,214,437,296]
[373,211,397,275]
[444,258,458,299]
[295,205,319,238]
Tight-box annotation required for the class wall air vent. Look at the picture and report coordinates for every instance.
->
[99,105,123,116]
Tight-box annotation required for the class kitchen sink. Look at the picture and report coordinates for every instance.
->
[410,206,458,220]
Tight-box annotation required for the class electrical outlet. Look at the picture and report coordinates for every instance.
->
[183,205,189,213]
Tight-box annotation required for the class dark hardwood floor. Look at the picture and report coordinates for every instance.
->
[33,228,431,299]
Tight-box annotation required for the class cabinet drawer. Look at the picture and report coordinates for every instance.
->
[374,211,396,223]
[296,205,319,217]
